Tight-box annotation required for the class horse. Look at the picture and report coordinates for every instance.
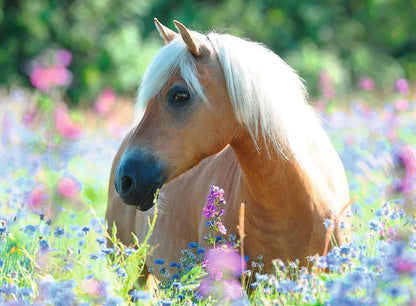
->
[106,19,352,278]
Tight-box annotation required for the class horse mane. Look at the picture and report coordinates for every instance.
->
[137,31,327,161]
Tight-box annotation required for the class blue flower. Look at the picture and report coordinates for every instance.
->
[81,226,90,234]
[39,239,49,249]
[188,242,198,248]
[54,227,65,237]
[89,253,99,260]
[154,258,164,265]
[96,237,106,245]
[116,267,126,278]
[129,289,151,302]
[323,218,334,229]
[101,247,113,255]
[24,224,36,235]
[369,219,382,231]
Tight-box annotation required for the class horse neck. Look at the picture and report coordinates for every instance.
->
[230,130,316,223]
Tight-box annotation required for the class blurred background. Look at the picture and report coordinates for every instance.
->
[0,0,415,105]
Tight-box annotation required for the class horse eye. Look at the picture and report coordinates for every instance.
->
[167,85,191,106]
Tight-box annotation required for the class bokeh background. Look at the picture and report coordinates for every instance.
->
[1,0,415,105]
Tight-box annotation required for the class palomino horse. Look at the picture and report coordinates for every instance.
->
[106,19,351,277]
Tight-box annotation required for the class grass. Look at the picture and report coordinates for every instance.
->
[0,86,415,305]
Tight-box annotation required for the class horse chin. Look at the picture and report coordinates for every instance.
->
[135,201,154,212]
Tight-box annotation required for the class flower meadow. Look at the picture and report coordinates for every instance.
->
[1,51,416,304]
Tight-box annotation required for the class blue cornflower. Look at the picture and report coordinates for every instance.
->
[129,289,151,302]
[323,218,334,229]
[154,258,164,265]
[124,248,135,255]
[196,248,205,255]
[172,281,182,289]
[369,219,382,231]
[317,256,328,269]
[0,221,7,233]
[116,267,127,277]
[160,300,173,306]
[0,259,3,267]
[96,237,106,245]
[24,225,36,235]
[101,247,113,255]
[78,240,85,247]
[170,262,180,268]
[188,242,198,248]
[81,226,90,234]
[54,227,65,237]
[89,253,99,260]
[39,239,49,249]
[255,273,269,282]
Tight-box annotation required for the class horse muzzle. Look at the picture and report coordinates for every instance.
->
[114,151,166,211]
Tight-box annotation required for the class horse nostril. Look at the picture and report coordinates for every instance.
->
[120,175,134,195]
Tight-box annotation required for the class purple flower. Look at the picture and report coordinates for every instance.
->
[202,203,217,219]
[206,185,226,205]
[395,78,409,93]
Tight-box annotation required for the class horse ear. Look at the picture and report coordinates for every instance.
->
[154,18,178,44]
[173,20,210,57]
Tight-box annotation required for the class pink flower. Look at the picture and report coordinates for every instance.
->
[28,187,48,209]
[55,106,82,140]
[394,99,409,111]
[217,221,227,235]
[395,78,409,93]
[94,88,116,115]
[57,177,80,198]
[395,145,416,194]
[393,256,416,274]
[205,247,244,278]
[358,77,375,91]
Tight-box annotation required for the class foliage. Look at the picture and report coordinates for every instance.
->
[1,0,415,104]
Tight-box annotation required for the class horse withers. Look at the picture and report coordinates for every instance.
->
[106,19,352,278]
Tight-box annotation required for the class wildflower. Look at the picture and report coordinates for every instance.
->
[89,253,99,260]
[81,226,90,234]
[54,106,82,140]
[129,289,151,302]
[28,187,48,209]
[395,78,409,93]
[369,219,382,231]
[39,239,49,249]
[323,218,334,229]
[94,88,116,115]
[54,227,65,237]
[358,77,375,91]
[101,247,113,255]
[96,237,106,245]
[55,49,72,67]
[217,221,227,235]
[188,242,198,248]
[116,267,127,277]
[24,225,36,235]
[105,295,124,305]
[394,145,416,194]
[124,248,135,256]
[154,258,164,265]
[202,203,217,219]
[207,185,226,205]
[57,177,80,198]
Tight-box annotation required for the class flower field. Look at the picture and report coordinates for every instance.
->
[0,80,416,305]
